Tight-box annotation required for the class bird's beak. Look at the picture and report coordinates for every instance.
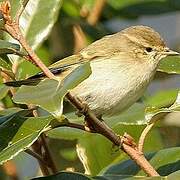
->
[161,48,179,56]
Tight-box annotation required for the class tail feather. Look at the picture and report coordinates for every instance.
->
[5,79,41,87]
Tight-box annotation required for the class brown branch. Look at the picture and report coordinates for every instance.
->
[0,1,159,177]
[31,140,50,176]
[40,134,58,174]
[25,149,50,167]
[87,0,106,26]
[66,93,159,176]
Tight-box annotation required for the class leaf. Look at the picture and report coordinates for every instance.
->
[48,124,163,175]
[138,147,180,176]
[100,147,180,177]
[158,56,180,74]
[145,89,179,109]
[32,171,90,180]
[0,108,31,125]
[0,84,9,100]
[17,0,62,50]
[0,114,54,164]
[145,91,180,122]
[13,63,92,118]
[0,40,20,54]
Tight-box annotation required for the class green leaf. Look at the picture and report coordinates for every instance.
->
[0,109,31,125]
[0,40,20,54]
[158,56,180,74]
[0,84,9,100]
[48,124,163,175]
[13,63,92,118]
[17,0,62,50]
[138,147,180,176]
[32,171,90,180]
[145,91,180,122]
[145,89,179,109]
[100,147,180,177]
[0,114,53,164]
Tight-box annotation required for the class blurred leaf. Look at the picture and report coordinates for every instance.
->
[0,114,53,164]
[99,153,154,176]
[48,123,163,175]
[138,147,180,176]
[158,56,180,74]
[7,0,63,50]
[0,40,20,54]
[107,0,180,18]
[0,56,12,70]
[145,91,180,122]
[0,84,9,100]
[167,170,180,179]
[32,171,90,180]
[0,109,31,125]
[100,147,180,177]
[145,89,179,109]
[13,63,91,118]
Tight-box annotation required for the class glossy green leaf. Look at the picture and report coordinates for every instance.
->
[0,114,53,164]
[22,0,62,49]
[100,147,180,177]
[145,91,180,122]
[0,108,31,125]
[32,171,90,180]
[138,147,180,176]
[48,123,163,176]
[0,40,20,54]
[0,56,12,70]
[158,56,180,74]
[13,63,91,118]
[145,89,179,109]
[0,84,9,100]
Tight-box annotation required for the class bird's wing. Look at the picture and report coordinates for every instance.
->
[5,54,86,87]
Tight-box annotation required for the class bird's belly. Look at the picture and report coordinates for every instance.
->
[70,59,156,116]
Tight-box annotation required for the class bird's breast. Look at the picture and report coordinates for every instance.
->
[70,57,157,116]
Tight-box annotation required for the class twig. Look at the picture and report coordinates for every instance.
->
[31,140,50,176]
[66,93,159,176]
[0,1,159,177]
[31,108,58,175]
[138,123,155,153]
[25,149,50,167]
[87,0,106,26]
[40,134,58,174]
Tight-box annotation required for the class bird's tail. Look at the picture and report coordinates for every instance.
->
[5,78,41,87]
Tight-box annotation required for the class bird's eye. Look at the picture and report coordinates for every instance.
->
[145,47,153,53]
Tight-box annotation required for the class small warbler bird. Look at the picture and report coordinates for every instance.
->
[6,26,179,117]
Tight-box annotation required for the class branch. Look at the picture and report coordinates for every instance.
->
[138,123,155,153]
[25,149,50,167]
[87,0,106,26]
[66,93,159,176]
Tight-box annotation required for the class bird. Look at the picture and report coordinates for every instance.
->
[5,25,179,117]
